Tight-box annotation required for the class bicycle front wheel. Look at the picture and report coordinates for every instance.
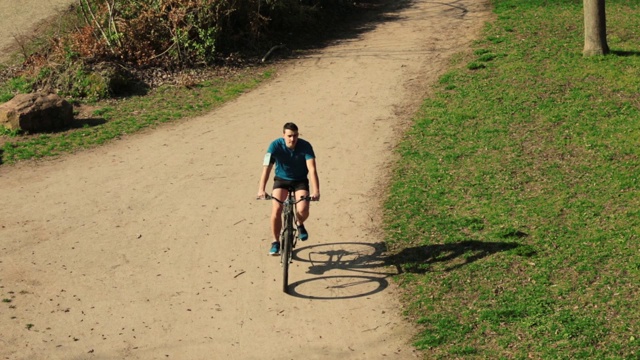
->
[281,214,294,293]
[281,232,292,293]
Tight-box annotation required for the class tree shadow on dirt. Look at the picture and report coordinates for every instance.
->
[267,0,412,54]
[287,239,535,299]
[265,0,473,62]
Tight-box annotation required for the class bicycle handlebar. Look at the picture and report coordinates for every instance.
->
[256,194,317,204]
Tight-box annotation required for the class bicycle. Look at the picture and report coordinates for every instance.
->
[259,188,314,293]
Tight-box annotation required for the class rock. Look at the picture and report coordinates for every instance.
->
[0,92,73,132]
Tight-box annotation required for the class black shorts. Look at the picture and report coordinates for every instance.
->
[273,177,309,192]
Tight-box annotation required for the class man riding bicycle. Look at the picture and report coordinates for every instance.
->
[257,122,320,255]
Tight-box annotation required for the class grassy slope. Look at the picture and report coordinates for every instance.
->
[0,70,272,164]
[384,0,640,358]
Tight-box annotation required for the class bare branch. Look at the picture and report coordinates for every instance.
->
[81,0,113,50]
[105,0,122,47]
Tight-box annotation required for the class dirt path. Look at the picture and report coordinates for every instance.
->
[0,0,74,62]
[0,1,491,359]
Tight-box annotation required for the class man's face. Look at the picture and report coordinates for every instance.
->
[283,129,299,149]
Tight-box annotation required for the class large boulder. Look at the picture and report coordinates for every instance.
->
[0,92,73,132]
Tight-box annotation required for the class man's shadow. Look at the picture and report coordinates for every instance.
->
[288,239,536,299]
[385,239,536,274]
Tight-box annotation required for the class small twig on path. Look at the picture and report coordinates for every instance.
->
[234,271,246,278]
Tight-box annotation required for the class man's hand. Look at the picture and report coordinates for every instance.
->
[257,190,267,200]
[310,192,320,201]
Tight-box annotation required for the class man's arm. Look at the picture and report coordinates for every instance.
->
[257,163,274,198]
[306,158,320,201]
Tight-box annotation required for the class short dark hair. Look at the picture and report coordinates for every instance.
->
[283,122,298,132]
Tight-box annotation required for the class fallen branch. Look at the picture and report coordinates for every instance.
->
[261,44,286,63]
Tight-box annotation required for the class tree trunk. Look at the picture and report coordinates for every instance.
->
[583,0,609,56]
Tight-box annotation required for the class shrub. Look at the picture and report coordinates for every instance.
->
[3,0,356,100]
[65,0,355,68]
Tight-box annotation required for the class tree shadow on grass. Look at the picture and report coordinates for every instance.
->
[386,240,537,274]
[71,117,107,129]
[610,50,640,57]
[27,116,108,134]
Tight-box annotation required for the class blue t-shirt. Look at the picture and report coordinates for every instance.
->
[266,138,315,181]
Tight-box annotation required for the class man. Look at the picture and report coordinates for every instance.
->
[257,122,320,255]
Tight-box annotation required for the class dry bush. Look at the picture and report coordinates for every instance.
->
[4,0,355,100]
[66,0,353,68]
[69,0,268,68]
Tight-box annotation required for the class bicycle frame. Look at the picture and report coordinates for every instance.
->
[260,188,311,293]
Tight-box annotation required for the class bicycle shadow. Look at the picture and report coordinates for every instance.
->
[287,240,535,299]
[287,241,392,299]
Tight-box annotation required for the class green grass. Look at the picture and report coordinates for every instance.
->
[0,76,34,102]
[384,0,640,358]
[0,69,272,164]
[0,126,22,137]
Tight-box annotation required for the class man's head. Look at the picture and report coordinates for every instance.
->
[282,122,299,149]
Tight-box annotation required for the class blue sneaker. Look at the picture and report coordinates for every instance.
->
[269,241,280,256]
[297,224,308,241]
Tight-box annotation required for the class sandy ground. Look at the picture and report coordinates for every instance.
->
[0,1,491,359]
